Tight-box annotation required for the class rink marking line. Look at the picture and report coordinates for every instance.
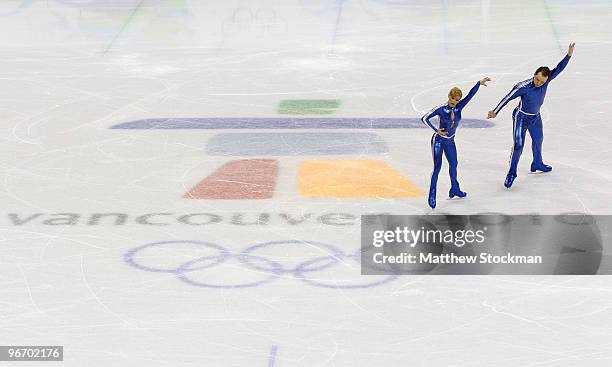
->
[542,0,564,54]
[298,159,423,198]
[110,117,494,129]
[330,0,346,52]
[103,0,146,54]
[268,345,278,367]
[206,132,389,156]
[184,159,278,200]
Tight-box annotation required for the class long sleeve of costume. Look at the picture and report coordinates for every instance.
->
[492,81,528,114]
[456,81,480,110]
[548,54,571,81]
[421,106,441,133]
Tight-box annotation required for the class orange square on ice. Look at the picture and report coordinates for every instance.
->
[298,160,423,198]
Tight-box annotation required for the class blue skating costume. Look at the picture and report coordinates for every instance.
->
[492,54,571,187]
[421,81,481,208]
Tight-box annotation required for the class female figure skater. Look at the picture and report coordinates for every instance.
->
[421,77,491,209]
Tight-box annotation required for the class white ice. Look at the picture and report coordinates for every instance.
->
[1,0,612,366]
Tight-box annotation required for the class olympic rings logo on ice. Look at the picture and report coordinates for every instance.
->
[124,240,398,289]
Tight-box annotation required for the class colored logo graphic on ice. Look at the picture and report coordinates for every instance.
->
[110,117,493,199]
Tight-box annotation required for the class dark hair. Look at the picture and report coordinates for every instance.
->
[534,66,551,77]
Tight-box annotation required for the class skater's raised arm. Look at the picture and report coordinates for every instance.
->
[457,77,490,110]
[421,105,446,136]
[488,80,528,118]
[549,43,574,81]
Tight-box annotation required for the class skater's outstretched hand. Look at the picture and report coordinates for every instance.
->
[487,111,497,119]
[437,128,448,136]
[568,42,576,56]
[480,77,491,86]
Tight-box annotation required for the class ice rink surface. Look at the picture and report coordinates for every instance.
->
[1,0,612,365]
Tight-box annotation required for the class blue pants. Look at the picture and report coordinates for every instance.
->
[509,107,544,175]
[429,134,460,195]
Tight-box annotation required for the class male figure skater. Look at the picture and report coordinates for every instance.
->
[487,43,575,188]
[422,77,491,209]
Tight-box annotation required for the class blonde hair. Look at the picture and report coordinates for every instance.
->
[448,87,462,99]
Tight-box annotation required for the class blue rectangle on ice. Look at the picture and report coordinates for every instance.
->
[206,132,389,156]
[110,117,493,129]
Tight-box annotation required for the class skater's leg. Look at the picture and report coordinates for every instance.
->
[445,139,466,198]
[429,134,443,208]
[506,109,528,187]
[528,115,552,172]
